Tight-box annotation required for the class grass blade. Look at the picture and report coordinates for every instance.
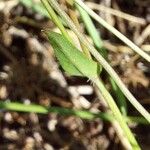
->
[75,0,150,62]
[0,102,148,124]
[0,101,114,121]
[77,4,127,116]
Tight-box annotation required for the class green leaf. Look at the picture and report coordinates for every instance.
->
[47,31,101,78]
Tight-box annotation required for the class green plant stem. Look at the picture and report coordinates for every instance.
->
[76,4,103,49]
[48,0,150,124]
[0,102,148,125]
[126,116,148,125]
[77,4,127,116]
[1,95,139,149]
[93,78,140,149]
[40,0,71,42]
[73,6,131,148]
[74,0,150,63]
[0,101,111,120]
[109,77,127,115]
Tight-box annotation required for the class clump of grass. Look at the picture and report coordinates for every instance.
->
[1,0,149,149]
[40,0,150,149]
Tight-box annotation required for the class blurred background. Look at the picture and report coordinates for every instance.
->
[0,0,150,149]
